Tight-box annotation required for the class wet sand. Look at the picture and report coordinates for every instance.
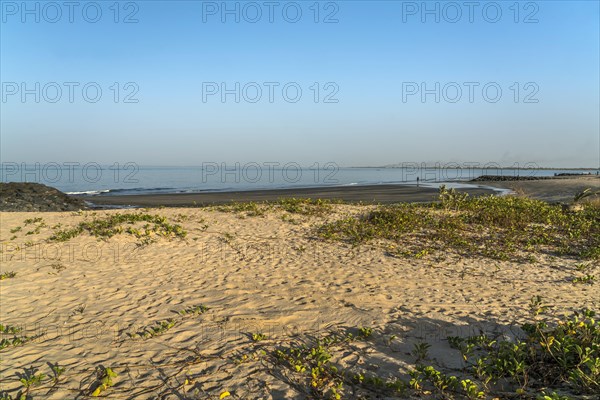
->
[83,176,600,208]
[84,184,496,207]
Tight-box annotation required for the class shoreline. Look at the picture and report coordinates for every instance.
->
[82,183,498,208]
[1,175,597,211]
[82,175,599,208]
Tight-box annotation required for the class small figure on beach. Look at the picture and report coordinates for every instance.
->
[416,177,420,187]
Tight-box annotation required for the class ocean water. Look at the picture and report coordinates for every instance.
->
[1,163,597,196]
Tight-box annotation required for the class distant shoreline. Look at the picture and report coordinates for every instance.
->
[349,166,599,170]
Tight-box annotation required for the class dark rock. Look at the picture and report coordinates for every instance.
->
[0,182,88,212]
[470,175,553,182]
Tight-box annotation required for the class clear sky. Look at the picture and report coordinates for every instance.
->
[1,0,599,168]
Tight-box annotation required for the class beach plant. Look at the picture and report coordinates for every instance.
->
[454,308,599,395]
[575,262,592,272]
[128,318,177,340]
[23,217,43,225]
[49,212,187,244]
[49,263,66,274]
[410,365,459,395]
[0,323,32,351]
[280,214,298,224]
[574,188,600,203]
[317,187,600,261]
[0,392,25,400]
[176,304,209,317]
[9,227,21,234]
[48,363,65,383]
[221,232,235,243]
[529,295,552,316]
[0,336,30,351]
[17,367,46,397]
[358,326,373,340]
[90,366,118,397]
[273,336,345,399]
[412,342,431,363]
[252,332,268,342]
[0,324,22,335]
[276,198,339,216]
[0,271,17,280]
[572,274,595,284]
[352,373,408,397]
[537,392,573,400]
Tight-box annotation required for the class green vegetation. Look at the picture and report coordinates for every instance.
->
[18,369,45,391]
[572,274,596,284]
[0,271,17,280]
[48,263,66,274]
[23,217,44,225]
[90,367,118,397]
[0,323,31,352]
[273,333,347,399]
[0,324,22,335]
[49,212,187,245]
[128,319,177,340]
[214,198,342,218]
[412,342,431,362]
[252,332,268,342]
[276,198,340,216]
[0,336,30,351]
[176,304,209,317]
[318,186,600,261]
[265,303,599,399]
[129,304,210,341]
[446,306,599,396]
[49,363,65,383]
[574,187,600,203]
[1,303,596,398]
[358,326,373,340]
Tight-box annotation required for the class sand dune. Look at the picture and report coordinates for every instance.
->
[0,204,598,399]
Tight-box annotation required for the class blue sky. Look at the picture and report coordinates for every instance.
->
[1,0,599,167]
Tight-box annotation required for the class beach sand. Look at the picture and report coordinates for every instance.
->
[1,211,598,398]
[1,178,599,398]
[474,176,600,203]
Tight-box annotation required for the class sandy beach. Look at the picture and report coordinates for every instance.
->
[474,176,600,203]
[1,178,599,399]
[4,0,599,396]
[83,184,498,208]
[81,176,600,209]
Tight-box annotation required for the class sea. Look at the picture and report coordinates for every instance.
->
[1,163,597,196]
